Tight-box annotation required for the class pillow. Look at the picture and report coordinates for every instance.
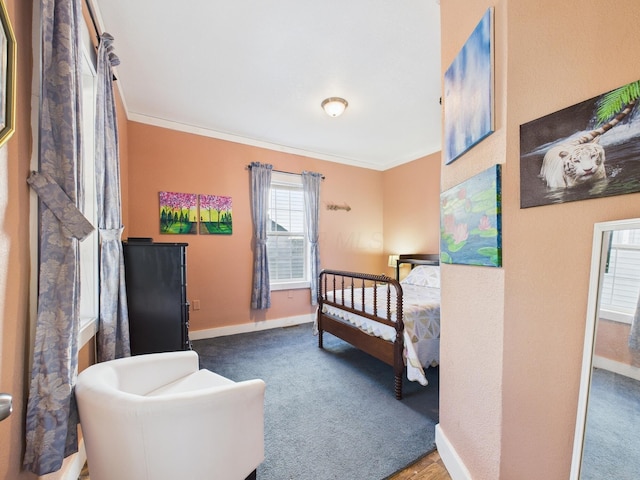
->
[400,265,440,288]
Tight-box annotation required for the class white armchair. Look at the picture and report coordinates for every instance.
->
[75,350,265,480]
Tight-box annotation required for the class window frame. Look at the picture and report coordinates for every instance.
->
[267,172,310,291]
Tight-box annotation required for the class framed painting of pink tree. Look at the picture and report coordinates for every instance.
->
[159,191,198,234]
[199,194,232,235]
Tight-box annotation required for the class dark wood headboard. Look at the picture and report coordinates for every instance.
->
[395,254,439,281]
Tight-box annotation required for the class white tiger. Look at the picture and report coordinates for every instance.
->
[539,139,606,189]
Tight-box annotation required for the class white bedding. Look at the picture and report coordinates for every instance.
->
[316,266,441,386]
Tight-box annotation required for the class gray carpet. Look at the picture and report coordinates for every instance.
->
[580,368,640,480]
[192,323,438,480]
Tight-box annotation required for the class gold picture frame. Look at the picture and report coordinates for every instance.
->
[0,0,15,148]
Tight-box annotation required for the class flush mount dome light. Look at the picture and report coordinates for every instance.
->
[321,97,348,117]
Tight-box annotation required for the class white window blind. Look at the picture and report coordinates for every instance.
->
[600,229,640,323]
[267,173,309,288]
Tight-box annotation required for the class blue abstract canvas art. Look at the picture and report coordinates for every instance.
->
[440,165,502,267]
[443,8,494,165]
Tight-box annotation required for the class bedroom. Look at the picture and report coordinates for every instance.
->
[2,1,640,480]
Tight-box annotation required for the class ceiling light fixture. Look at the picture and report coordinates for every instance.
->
[321,97,348,117]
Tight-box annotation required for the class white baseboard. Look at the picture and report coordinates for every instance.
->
[435,424,472,480]
[593,355,640,382]
[189,314,315,340]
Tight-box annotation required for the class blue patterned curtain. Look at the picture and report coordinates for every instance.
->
[302,171,322,305]
[24,0,90,473]
[250,162,272,309]
[95,33,131,361]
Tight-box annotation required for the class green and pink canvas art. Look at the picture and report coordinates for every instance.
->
[159,191,233,235]
[159,191,197,234]
[199,194,232,235]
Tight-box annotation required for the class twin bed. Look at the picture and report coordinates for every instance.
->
[315,254,441,399]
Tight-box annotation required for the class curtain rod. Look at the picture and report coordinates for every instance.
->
[246,165,325,180]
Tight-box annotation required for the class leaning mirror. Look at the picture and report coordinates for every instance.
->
[570,218,640,480]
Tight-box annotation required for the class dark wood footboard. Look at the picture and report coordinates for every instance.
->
[317,269,405,399]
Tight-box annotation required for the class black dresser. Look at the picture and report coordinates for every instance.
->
[122,240,190,355]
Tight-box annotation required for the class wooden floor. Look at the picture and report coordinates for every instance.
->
[388,449,452,480]
[79,449,452,480]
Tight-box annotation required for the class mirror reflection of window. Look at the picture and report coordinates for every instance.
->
[600,229,640,331]
[580,227,640,480]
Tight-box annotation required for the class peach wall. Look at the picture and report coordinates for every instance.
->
[0,0,36,478]
[440,1,640,479]
[382,152,441,277]
[126,122,384,331]
[439,3,507,479]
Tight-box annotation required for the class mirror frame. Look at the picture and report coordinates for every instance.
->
[569,217,640,479]
[0,0,16,148]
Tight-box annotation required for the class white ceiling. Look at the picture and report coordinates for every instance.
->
[91,0,442,171]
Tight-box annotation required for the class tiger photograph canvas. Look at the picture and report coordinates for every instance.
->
[519,79,640,208]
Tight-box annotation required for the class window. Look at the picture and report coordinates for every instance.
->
[600,229,640,324]
[29,16,99,349]
[267,172,309,290]
[78,29,99,345]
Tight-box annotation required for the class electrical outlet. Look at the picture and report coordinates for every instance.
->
[192,299,201,310]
